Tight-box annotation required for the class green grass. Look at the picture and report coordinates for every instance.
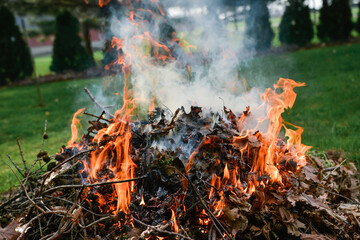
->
[34,55,52,76]
[33,50,105,76]
[0,76,124,192]
[240,42,360,162]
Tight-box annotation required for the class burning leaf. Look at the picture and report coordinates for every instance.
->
[0,220,21,240]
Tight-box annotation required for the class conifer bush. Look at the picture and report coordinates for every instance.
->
[355,2,360,34]
[317,0,332,42]
[244,0,274,51]
[0,6,33,86]
[326,0,353,41]
[279,0,313,47]
[50,11,94,73]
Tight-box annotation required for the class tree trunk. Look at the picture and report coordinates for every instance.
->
[21,18,44,107]
[82,20,94,61]
[233,2,238,31]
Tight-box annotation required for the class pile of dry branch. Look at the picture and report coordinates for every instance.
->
[1,107,359,240]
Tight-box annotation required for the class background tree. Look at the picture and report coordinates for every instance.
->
[244,0,274,51]
[355,2,360,34]
[6,0,103,62]
[279,0,313,47]
[50,11,94,73]
[0,6,33,86]
[317,0,331,42]
[326,0,353,41]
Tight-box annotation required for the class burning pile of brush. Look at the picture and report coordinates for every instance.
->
[1,1,360,239]
[1,78,359,239]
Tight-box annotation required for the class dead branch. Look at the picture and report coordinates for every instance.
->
[7,163,45,213]
[84,112,113,123]
[40,120,48,152]
[80,216,111,229]
[84,88,115,118]
[132,216,194,240]
[43,175,148,194]
[16,138,28,172]
[17,210,68,240]
[7,154,24,177]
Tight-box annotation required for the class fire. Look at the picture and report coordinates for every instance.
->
[149,96,155,113]
[68,108,85,147]
[170,209,179,233]
[66,1,311,235]
[98,0,111,8]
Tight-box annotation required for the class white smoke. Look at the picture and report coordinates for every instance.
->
[107,0,268,116]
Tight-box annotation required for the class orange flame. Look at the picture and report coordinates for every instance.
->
[149,96,155,113]
[171,209,179,233]
[68,108,85,147]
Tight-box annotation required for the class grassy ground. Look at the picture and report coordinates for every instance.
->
[34,51,104,76]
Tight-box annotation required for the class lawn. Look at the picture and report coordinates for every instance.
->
[34,51,104,76]
[1,43,360,193]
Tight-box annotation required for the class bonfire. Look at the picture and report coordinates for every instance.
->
[1,1,359,240]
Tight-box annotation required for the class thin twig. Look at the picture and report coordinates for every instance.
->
[323,159,346,175]
[43,195,107,217]
[184,172,233,240]
[17,210,67,240]
[43,175,148,194]
[0,192,22,210]
[16,138,28,172]
[84,88,114,118]
[40,120,48,152]
[40,149,92,194]
[80,216,111,229]
[84,112,112,123]
[132,216,194,240]
[6,163,45,213]
[7,154,24,177]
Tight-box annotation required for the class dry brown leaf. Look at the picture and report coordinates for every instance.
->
[300,233,333,240]
[302,165,320,183]
[286,219,306,237]
[223,206,248,235]
[311,156,324,169]
[287,193,329,210]
[0,220,21,240]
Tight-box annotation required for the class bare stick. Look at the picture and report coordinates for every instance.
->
[41,149,92,179]
[323,159,346,176]
[43,175,148,194]
[39,149,92,194]
[84,112,112,123]
[80,216,111,229]
[0,192,22,210]
[84,88,114,118]
[40,120,48,152]
[7,154,24,177]
[16,138,28,172]
[17,211,67,240]
[43,195,107,217]
[132,216,194,240]
[184,173,233,240]
[7,163,45,213]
